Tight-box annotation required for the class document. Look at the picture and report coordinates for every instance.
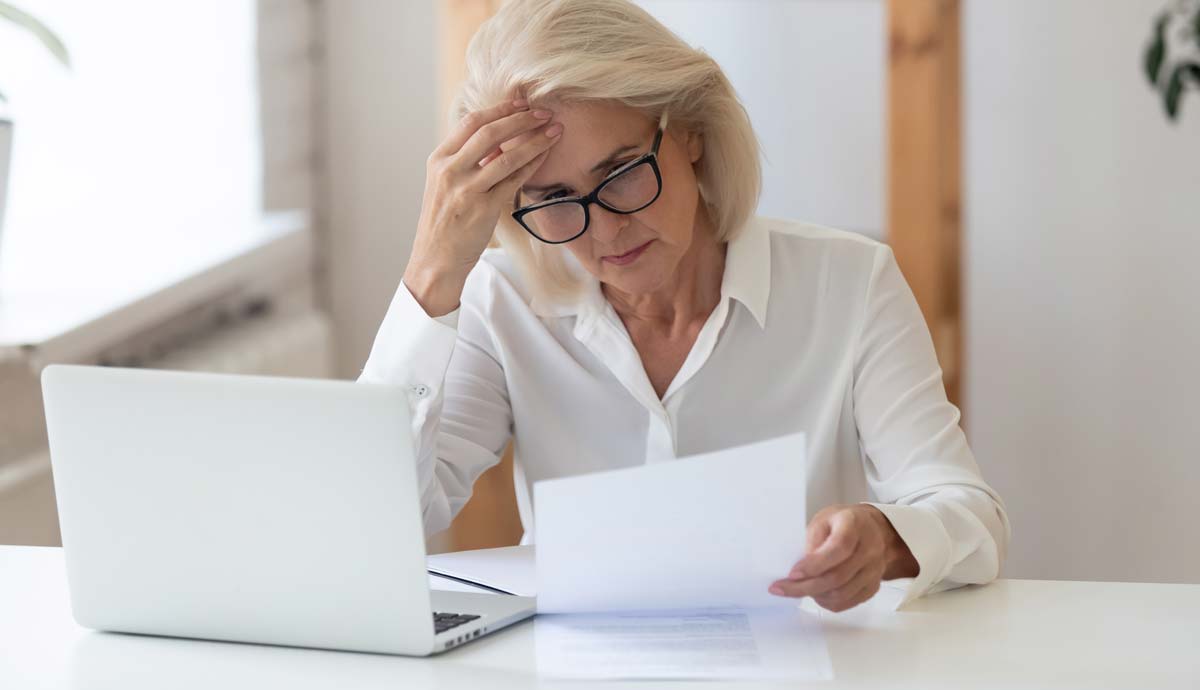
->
[427,545,535,596]
[534,431,808,614]
[429,433,829,680]
[534,605,832,681]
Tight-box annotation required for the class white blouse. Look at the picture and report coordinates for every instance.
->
[358,214,1010,606]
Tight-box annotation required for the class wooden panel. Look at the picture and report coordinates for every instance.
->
[429,0,523,554]
[886,0,963,409]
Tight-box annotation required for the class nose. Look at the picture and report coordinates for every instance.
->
[587,204,629,245]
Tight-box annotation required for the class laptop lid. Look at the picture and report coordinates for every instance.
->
[41,364,438,655]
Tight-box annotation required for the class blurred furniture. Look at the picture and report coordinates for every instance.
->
[5,544,1200,688]
[0,211,330,546]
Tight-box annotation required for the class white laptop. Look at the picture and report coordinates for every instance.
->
[40,364,535,655]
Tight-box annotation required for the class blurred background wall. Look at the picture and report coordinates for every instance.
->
[963,0,1200,583]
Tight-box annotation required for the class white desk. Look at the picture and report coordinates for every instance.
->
[2,545,1197,689]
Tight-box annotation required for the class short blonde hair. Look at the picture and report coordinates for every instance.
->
[449,0,762,300]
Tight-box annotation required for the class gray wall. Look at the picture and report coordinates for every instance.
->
[320,0,438,380]
[636,0,885,239]
[964,0,1200,583]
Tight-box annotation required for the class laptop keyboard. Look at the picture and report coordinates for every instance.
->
[433,611,481,634]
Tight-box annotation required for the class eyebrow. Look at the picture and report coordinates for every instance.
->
[521,144,641,195]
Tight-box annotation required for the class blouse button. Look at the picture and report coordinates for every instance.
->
[411,383,431,398]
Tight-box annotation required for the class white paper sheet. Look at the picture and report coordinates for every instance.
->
[534,432,808,613]
[534,605,832,680]
[427,545,536,596]
[427,572,496,593]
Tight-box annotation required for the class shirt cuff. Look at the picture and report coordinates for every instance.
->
[864,501,953,609]
[358,280,459,428]
[434,305,461,329]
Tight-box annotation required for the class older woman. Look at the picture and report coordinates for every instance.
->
[359,0,1009,613]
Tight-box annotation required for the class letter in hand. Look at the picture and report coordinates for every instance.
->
[766,504,918,613]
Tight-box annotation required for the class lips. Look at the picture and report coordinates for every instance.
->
[601,240,653,266]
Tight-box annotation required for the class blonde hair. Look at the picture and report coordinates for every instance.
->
[449,0,762,300]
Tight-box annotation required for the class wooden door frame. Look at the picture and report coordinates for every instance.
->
[886,0,963,410]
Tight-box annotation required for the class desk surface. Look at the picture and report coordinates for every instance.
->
[2,545,1197,689]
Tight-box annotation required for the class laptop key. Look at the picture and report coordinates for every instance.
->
[432,611,479,634]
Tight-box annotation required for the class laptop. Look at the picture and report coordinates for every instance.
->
[40,363,535,655]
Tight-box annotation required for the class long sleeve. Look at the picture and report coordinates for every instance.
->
[357,267,514,538]
[852,244,1011,608]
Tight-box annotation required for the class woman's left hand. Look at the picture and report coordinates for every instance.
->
[768,504,919,612]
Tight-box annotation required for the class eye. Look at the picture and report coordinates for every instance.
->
[607,159,634,176]
[540,161,635,201]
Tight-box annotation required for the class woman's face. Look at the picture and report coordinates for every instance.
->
[517,100,704,296]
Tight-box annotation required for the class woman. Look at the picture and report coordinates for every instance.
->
[359,0,1009,613]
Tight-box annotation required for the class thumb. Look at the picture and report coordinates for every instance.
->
[806,513,832,553]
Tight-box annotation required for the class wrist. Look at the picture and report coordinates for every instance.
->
[866,505,920,580]
[402,261,469,318]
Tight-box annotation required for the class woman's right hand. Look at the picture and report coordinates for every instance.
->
[403,98,564,317]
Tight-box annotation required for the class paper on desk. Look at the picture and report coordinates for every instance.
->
[534,431,808,614]
[534,605,832,680]
[427,545,535,596]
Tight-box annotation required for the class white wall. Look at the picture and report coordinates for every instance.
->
[964,0,1200,583]
[320,0,438,379]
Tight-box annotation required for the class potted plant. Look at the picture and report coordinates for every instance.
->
[1144,0,1200,120]
[1,2,69,252]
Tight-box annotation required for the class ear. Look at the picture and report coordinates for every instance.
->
[686,128,703,164]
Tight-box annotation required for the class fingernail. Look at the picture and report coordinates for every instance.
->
[532,109,553,119]
[512,98,528,108]
[769,584,785,596]
[545,123,563,137]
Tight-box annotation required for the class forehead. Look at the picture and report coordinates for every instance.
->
[523,100,654,186]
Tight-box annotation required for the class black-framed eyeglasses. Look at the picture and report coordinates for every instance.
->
[511,110,668,244]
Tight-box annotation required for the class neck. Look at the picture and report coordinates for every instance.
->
[603,204,726,332]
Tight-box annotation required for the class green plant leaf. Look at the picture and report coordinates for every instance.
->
[1145,37,1166,85]
[1186,62,1200,82]
[1164,64,1186,120]
[1194,6,1200,51]
[1145,13,1168,85]
[0,1,70,68]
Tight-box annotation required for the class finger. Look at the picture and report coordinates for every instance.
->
[477,122,561,192]
[806,514,832,554]
[781,551,868,597]
[435,98,529,159]
[769,554,867,599]
[451,108,555,174]
[814,571,881,613]
[791,510,861,579]
[490,146,553,199]
[478,128,541,168]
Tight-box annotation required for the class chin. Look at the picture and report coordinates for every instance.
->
[597,260,670,295]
